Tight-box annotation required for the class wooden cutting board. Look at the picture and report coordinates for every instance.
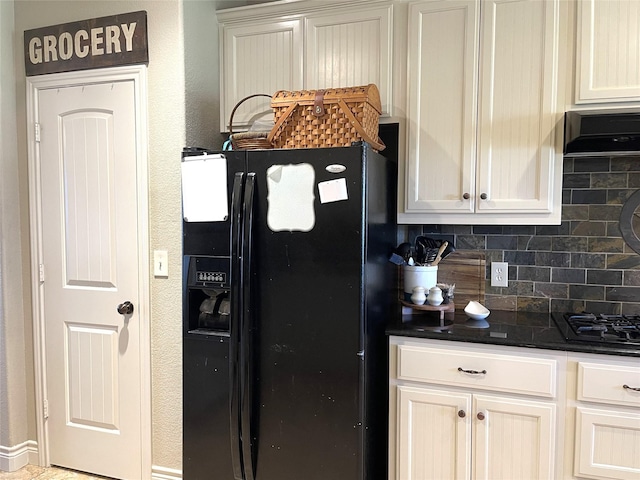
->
[436,251,486,310]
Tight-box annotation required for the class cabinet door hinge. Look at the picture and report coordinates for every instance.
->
[39,264,45,283]
[43,399,49,419]
[35,123,41,143]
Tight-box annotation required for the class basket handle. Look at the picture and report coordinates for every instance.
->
[228,93,272,134]
[338,99,386,151]
[267,101,298,144]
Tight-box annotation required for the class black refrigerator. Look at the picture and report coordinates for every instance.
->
[182,142,397,480]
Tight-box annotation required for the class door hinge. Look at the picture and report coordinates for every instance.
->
[34,123,41,143]
[43,399,49,419]
[39,264,45,283]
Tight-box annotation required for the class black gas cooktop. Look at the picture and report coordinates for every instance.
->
[552,313,640,348]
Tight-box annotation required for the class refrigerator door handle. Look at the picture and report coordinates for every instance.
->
[240,173,256,480]
[230,172,245,480]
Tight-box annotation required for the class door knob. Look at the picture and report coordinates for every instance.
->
[117,301,134,315]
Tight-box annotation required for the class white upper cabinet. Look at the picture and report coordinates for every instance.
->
[477,0,560,215]
[305,6,393,116]
[575,0,640,104]
[219,19,303,132]
[404,0,479,217]
[400,0,566,225]
[217,0,393,133]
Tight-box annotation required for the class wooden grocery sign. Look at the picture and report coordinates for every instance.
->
[24,11,148,76]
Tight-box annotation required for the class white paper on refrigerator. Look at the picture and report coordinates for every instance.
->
[181,154,228,222]
[266,163,316,232]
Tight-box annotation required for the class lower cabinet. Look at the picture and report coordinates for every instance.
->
[396,386,471,479]
[397,386,556,480]
[389,336,565,480]
[568,356,640,480]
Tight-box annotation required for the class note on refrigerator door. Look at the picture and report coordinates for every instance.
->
[318,178,348,204]
[266,163,315,232]
[181,154,228,222]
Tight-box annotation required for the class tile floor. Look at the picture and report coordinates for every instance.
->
[0,465,113,480]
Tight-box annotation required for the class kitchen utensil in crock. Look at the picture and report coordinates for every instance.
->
[388,253,406,265]
[416,235,440,248]
[423,247,439,265]
[414,236,432,264]
[440,241,456,261]
[430,241,449,266]
[395,242,414,264]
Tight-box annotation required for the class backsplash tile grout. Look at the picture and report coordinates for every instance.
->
[400,155,640,315]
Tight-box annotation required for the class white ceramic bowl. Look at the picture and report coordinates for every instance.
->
[464,301,490,320]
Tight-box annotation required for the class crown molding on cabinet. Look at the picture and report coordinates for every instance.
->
[216,0,392,23]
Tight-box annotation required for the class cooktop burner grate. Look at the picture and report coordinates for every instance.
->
[553,313,640,347]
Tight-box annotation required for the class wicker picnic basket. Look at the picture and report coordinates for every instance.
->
[267,84,385,151]
[229,93,273,150]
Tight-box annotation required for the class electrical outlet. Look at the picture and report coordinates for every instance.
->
[491,262,508,287]
[154,250,169,277]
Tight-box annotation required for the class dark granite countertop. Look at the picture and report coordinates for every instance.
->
[386,309,640,358]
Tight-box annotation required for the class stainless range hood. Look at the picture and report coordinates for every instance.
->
[564,111,640,157]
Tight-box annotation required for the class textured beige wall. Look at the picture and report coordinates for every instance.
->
[185,1,225,149]
[0,0,30,449]
[10,0,213,472]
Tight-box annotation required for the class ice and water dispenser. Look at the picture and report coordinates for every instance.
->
[183,255,230,335]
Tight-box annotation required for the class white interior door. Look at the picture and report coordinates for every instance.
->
[37,80,143,479]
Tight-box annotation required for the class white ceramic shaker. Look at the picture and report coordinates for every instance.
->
[411,286,427,305]
[427,286,444,306]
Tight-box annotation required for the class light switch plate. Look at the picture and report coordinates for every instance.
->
[491,262,508,287]
[154,250,169,277]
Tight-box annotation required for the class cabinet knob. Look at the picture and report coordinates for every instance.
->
[463,193,470,200]
[480,193,488,200]
[623,384,640,392]
[477,412,485,421]
[458,410,466,418]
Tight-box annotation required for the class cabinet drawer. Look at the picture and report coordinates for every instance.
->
[396,344,557,398]
[578,362,640,408]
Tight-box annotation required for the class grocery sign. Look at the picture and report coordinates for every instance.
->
[24,11,148,76]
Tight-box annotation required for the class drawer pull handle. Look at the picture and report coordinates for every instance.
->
[458,410,466,418]
[477,412,485,421]
[458,367,487,375]
[623,384,640,392]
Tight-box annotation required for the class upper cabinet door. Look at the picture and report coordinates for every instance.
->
[576,0,640,104]
[220,20,303,131]
[400,0,564,225]
[476,0,559,214]
[404,0,479,214]
[305,6,393,117]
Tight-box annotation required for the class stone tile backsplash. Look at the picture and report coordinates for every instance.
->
[401,156,640,315]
